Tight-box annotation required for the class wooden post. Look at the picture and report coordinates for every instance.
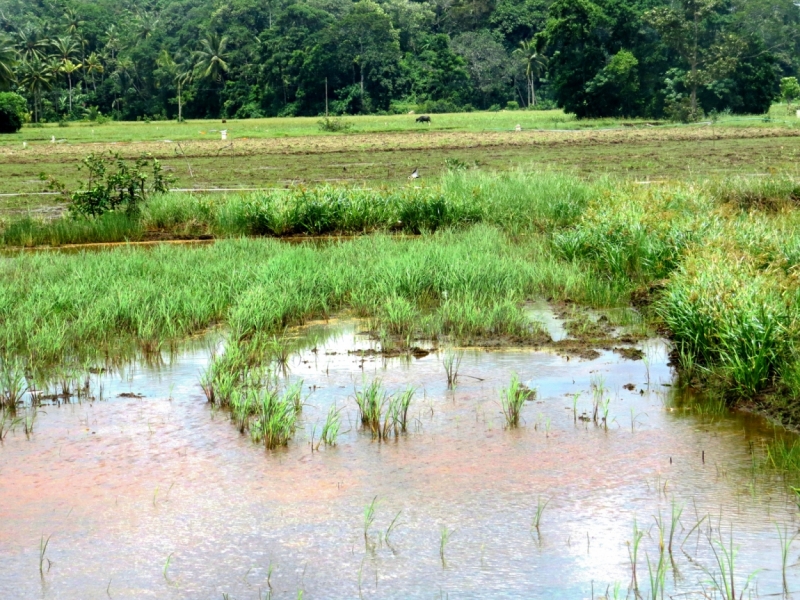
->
[325,77,329,117]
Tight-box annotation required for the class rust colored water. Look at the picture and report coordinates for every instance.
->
[1,318,797,599]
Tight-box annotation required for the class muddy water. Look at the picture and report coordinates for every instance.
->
[1,317,798,599]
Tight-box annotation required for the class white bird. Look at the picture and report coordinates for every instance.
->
[409,167,419,180]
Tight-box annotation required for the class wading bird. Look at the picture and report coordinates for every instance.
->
[409,167,419,180]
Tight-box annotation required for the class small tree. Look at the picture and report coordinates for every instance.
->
[780,77,800,107]
[0,92,28,133]
[45,152,173,217]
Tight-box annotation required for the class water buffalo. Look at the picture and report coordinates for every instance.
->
[415,115,431,123]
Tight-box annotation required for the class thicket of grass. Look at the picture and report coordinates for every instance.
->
[549,175,800,410]
[0,171,596,246]
[3,169,800,421]
[0,225,620,374]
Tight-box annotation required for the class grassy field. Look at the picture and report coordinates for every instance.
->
[2,107,800,216]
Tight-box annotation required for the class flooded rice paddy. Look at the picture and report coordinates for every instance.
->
[1,307,798,599]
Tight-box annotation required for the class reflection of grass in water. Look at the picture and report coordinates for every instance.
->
[777,524,797,595]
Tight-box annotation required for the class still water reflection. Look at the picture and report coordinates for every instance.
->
[0,318,797,599]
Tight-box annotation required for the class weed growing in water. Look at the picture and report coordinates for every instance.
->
[667,498,683,555]
[443,350,463,389]
[571,392,580,422]
[386,511,402,544]
[363,496,378,541]
[355,380,388,440]
[23,407,37,439]
[777,523,796,594]
[627,519,644,592]
[501,374,534,428]
[39,534,51,576]
[284,379,305,413]
[439,526,454,566]
[386,387,415,436]
[531,497,550,531]
[319,404,342,447]
[701,528,756,600]
[0,407,21,442]
[0,356,27,410]
[163,552,174,582]
[645,549,666,600]
[590,375,605,425]
[250,388,298,449]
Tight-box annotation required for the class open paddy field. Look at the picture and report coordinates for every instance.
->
[3,108,800,216]
[3,110,800,598]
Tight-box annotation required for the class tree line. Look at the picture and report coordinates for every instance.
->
[0,0,797,123]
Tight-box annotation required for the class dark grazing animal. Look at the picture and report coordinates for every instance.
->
[415,115,431,123]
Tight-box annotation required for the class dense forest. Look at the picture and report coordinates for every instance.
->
[0,0,797,122]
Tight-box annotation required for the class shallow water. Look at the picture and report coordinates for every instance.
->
[1,314,798,599]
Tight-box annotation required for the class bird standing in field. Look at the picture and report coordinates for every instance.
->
[409,167,419,180]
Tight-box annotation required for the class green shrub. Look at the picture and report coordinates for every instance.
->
[0,92,27,134]
[46,152,174,217]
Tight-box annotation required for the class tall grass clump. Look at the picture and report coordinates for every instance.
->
[501,374,534,427]
[0,212,143,247]
[658,245,794,398]
[199,345,300,449]
[319,404,342,447]
[386,387,415,435]
[0,355,27,410]
[355,379,388,439]
[705,175,800,212]
[552,182,710,283]
[440,169,594,233]
[249,388,298,449]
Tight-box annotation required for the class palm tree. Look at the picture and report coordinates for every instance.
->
[514,40,548,107]
[16,25,48,62]
[194,33,229,115]
[19,57,53,122]
[52,36,80,113]
[64,8,84,38]
[194,33,229,82]
[135,11,160,43]
[0,35,17,90]
[85,52,104,92]
[61,59,82,113]
[105,25,120,61]
[157,49,193,121]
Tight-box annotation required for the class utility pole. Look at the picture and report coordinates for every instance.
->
[325,77,329,117]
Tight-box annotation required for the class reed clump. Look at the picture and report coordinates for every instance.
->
[200,346,302,450]
[354,380,415,441]
[501,374,535,428]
